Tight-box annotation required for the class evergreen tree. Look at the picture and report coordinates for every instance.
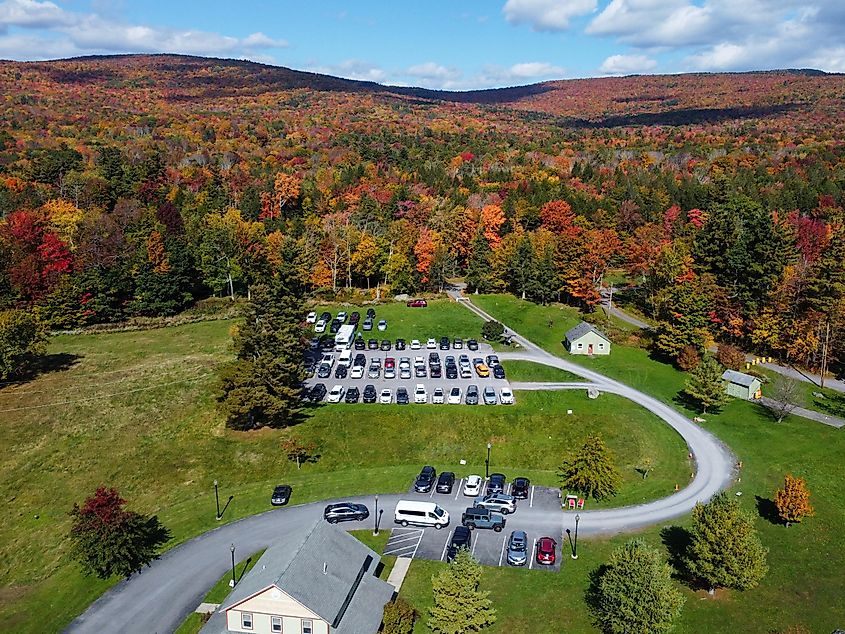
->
[685,493,768,592]
[429,548,496,634]
[507,233,537,300]
[217,270,306,430]
[683,356,729,414]
[587,539,685,634]
[69,487,171,579]
[465,229,492,293]
[774,474,814,526]
[559,434,621,501]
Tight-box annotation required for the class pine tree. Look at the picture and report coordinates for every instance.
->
[217,270,306,430]
[559,434,621,501]
[683,356,729,414]
[685,493,768,592]
[507,233,537,300]
[429,549,496,633]
[587,539,685,634]
[774,474,814,526]
[465,229,492,293]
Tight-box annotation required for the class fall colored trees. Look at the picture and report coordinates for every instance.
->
[774,474,814,526]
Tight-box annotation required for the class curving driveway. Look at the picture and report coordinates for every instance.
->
[67,295,736,634]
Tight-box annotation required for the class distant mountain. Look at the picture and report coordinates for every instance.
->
[3,54,844,128]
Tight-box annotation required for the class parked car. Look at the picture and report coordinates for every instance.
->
[324,503,369,523]
[367,364,380,379]
[336,311,347,323]
[379,388,392,404]
[354,337,366,350]
[430,364,442,378]
[396,387,409,405]
[461,507,506,532]
[345,387,360,403]
[354,353,367,366]
[362,384,377,403]
[317,363,331,379]
[306,311,317,324]
[320,311,332,322]
[414,365,427,378]
[395,338,406,350]
[399,366,412,379]
[467,339,479,351]
[439,336,450,350]
[493,365,506,379]
[463,474,482,496]
[506,530,528,566]
[448,386,462,404]
[482,386,497,405]
[453,338,463,349]
[486,354,500,367]
[326,385,345,403]
[426,338,437,349]
[308,383,327,402]
[460,365,473,379]
[475,363,490,378]
[350,365,364,379]
[367,338,379,350]
[499,387,515,404]
[414,384,427,404]
[410,339,421,350]
[329,319,342,334]
[511,477,530,499]
[465,385,479,405]
[414,466,437,493]
[380,339,391,351]
[308,336,320,350]
[431,387,445,404]
[446,364,458,379]
[407,298,428,307]
[362,319,373,331]
[536,537,557,565]
[377,319,387,331]
[271,484,292,506]
[486,473,506,494]
[314,319,327,333]
[436,471,456,493]
[349,311,360,325]
[446,526,472,562]
[428,352,440,364]
[474,493,516,514]
[366,308,376,319]
[334,365,348,379]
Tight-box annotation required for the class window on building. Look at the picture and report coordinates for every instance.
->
[241,612,253,630]
[577,343,583,349]
[598,343,604,348]
[271,616,282,632]
[302,620,313,634]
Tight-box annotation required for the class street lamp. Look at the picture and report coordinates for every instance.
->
[573,514,580,560]
[485,442,492,479]
[214,480,221,520]
[373,495,379,536]
[230,543,236,587]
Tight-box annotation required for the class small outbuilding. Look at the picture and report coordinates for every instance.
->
[564,322,611,356]
[722,369,763,400]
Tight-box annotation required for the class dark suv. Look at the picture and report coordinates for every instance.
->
[446,526,472,561]
[362,384,377,403]
[486,473,506,495]
[436,471,456,494]
[511,477,530,499]
[461,507,506,532]
[344,387,360,403]
[466,385,479,405]
[414,466,437,493]
[324,503,369,523]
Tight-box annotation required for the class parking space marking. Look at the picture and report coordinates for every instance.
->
[429,487,435,498]
[529,538,537,569]
[471,532,479,557]
[384,529,424,557]
[440,529,454,562]
[529,485,535,508]
[505,482,511,495]
[498,534,507,566]
[455,479,464,499]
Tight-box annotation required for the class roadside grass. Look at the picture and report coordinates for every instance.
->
[174,549,264,634]
[349,530,396,581]
[501,360,582,383]
[0,318,686,632]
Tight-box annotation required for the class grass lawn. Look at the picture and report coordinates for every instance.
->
[501,360,582,383]
[0,317,687,632]
[174,549,264,634]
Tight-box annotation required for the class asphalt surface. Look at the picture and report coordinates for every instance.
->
[67,292,737,634]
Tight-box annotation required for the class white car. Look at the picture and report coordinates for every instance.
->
[326,385,345,403]
[306,311,317,324]
[410,339,421,350]
[448,387,462,404]
[350,365,365,379]
[463,474,482,497]
[314,319,327,333]
[413,356,425,368]
[414,384,427,404]
[336,311,347,322]
[431,387,445,404]
[377,319,387,331]
[426,338,437,349]
[500,388,515,405]
[379,388,392,404]
[399,367,412,379]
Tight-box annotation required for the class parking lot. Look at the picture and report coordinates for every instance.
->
[383,477,565,572]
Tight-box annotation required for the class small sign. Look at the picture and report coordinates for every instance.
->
[459,459,466,465]
[567,409,573,415]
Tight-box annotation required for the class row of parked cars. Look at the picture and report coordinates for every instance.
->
[307,383,515,405]
[309,309,387,334]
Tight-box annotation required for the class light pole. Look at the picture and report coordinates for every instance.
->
[485,442,492,479]
[572,513,580,560]
[373,495,379,536]
[230,543,236,587]
[214,480,221,520]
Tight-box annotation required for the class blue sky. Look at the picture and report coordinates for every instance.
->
[1,0,844,88]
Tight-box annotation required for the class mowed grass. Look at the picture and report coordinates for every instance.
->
[501,360,583,383]
[425,293,845,633]
[0,312,688,632]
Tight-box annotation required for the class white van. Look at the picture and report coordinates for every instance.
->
[337,349,352,367]
[394,500,450,529]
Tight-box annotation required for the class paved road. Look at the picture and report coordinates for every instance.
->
[600,287,652,330]
[67,291,737,634]
[759,396,845,428]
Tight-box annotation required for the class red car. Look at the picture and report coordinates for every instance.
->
[536,537,556,565]
[406,299,427,308]
[385,357,395,369]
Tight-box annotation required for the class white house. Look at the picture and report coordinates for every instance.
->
[564,322,611,356]
[201,521,394,634]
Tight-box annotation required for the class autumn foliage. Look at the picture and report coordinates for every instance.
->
[775,474,814,525]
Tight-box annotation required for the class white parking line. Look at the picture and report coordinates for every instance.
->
[383,529,424,556]
[529,538,537,569]
[471,532,479,557]
[505,482,511,495]
[386,533,422,546]
[440,530,454,561]
[410,530,423,559]
[529,485,535,508]
[455,479,464,500]
[429,487,435,498]
[498,534,507,566]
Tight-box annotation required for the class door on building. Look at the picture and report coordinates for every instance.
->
[588,343,593,355]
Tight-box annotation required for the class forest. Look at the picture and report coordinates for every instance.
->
[1,54,844,376]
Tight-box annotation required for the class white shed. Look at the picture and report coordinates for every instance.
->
[564,322,611,356]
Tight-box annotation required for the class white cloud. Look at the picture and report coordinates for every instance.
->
[507,61,565,77]
[588,0,713,47]
[406,62,461,81]
[503,0,597,31]
[0,0,74,28]
[598,53,657,74]
[308,59,387,83]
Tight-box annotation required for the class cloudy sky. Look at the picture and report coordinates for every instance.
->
[1,0,843,89]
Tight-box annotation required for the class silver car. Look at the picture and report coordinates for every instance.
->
[506,530,528,566]
[474,492,516,514]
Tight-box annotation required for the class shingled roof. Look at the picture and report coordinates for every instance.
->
[565,321,610,343]
[721,369,760,387]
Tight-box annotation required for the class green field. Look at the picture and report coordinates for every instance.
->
[501,360,583,383]
[0,307,688,632]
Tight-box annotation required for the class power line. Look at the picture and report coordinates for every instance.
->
[0,365,209,396]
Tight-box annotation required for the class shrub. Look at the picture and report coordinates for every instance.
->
[481,320,505,341]
[382,597,416,634]
[677,345,701,371]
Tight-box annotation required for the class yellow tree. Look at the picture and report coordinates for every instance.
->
[43,199,84,249]
[775,474,814,526]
